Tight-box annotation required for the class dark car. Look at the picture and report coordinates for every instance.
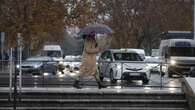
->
[17,56,57,75]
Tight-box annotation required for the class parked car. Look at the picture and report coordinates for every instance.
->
[17,56,57,75]
[98,49,150,84]
[58,55,81,73]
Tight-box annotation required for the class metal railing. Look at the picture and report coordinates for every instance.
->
[0,60,10,73]
[1,59,193,102]
[0,59,190,87]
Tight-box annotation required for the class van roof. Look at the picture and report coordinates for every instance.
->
[43,45,62,51]
[161,31,194,40]
[169,39,195,47]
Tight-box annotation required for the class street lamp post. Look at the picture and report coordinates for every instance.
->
[194,0,195,40]
[1,32,5,60]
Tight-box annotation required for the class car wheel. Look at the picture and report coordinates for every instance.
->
[99,75,104,81]
[52,71,57,75]
[39,69,44,76]
[110,70,117,84]
[142,78,149,84]
[168,69,173,78]
[52,68,57,75]
[98,68,104,81]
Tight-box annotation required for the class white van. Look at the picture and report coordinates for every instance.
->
[159,32,195,77]
[42,45,63,61]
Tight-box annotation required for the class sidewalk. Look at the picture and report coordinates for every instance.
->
[0,86,182,94]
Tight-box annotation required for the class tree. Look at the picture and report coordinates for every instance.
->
[96,0,193,55]
[0,0,66,54]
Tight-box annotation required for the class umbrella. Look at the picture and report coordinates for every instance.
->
[78,23,113,36]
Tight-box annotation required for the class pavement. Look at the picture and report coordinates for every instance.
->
[0,86,182,94]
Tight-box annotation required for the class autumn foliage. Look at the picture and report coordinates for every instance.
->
[0,0,193,54]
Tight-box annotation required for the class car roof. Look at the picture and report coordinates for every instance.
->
[169,39,195,47]
[108,49,145,54]
[27,56,52,60]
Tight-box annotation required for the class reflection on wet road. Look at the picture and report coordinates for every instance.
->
[0,72,182,89]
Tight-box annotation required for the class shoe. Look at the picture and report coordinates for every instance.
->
[73,80,82,89]
[97,82,106,89]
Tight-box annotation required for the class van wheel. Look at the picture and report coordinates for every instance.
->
[110,70,117,84]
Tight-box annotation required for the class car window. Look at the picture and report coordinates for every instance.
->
[26,57,51,62]
[106,52,112,60]
[101,51,112,60]
[113,52,143,61]
[100,51,108,60]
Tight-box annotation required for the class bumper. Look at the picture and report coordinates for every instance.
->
[169,65,195,75]
[20,68,41,75]
[122,72,147,80]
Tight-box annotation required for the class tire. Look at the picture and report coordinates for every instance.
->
[98,68,104,81]
[52,70,57,75]
[168,69,173,78]
[99,75,104,81]
[142,78,149,84]
[110,70,117,84]
[53,67,58,75]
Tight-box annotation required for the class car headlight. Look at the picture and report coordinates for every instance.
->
[43,72,49,76]
[117,65,121,70]
[34,65,39,68]
[59,61,64,65]
[16,64,20,69]
[170,60,176,66]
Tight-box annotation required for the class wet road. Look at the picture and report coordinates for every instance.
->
[0,71,182,88]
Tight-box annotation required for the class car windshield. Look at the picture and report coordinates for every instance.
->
[45,51,61,57]
[113,53,143,61]
[64,56,81,62]
[26,57,51,62]
[169,47,195,57]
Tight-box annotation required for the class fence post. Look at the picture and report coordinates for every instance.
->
[160,62,163,89]
[9,48,13,101]
[18,46,22,100]
[13,47,17,110]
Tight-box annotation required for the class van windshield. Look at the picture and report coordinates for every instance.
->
[45,51,61,57]
[169,47,195,57]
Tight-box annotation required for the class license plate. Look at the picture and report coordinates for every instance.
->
[130,73,140,76]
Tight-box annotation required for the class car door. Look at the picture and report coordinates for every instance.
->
[98,51,107,75]
[104,51,113,77]
[99,51,113,77]
[44,58,57,74]
[99,51,112,77]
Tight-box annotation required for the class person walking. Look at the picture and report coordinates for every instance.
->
[73,34,106,89]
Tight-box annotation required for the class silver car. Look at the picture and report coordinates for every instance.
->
[17,56,57,75]
[59,55,81,73]
[98,49,150,84]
